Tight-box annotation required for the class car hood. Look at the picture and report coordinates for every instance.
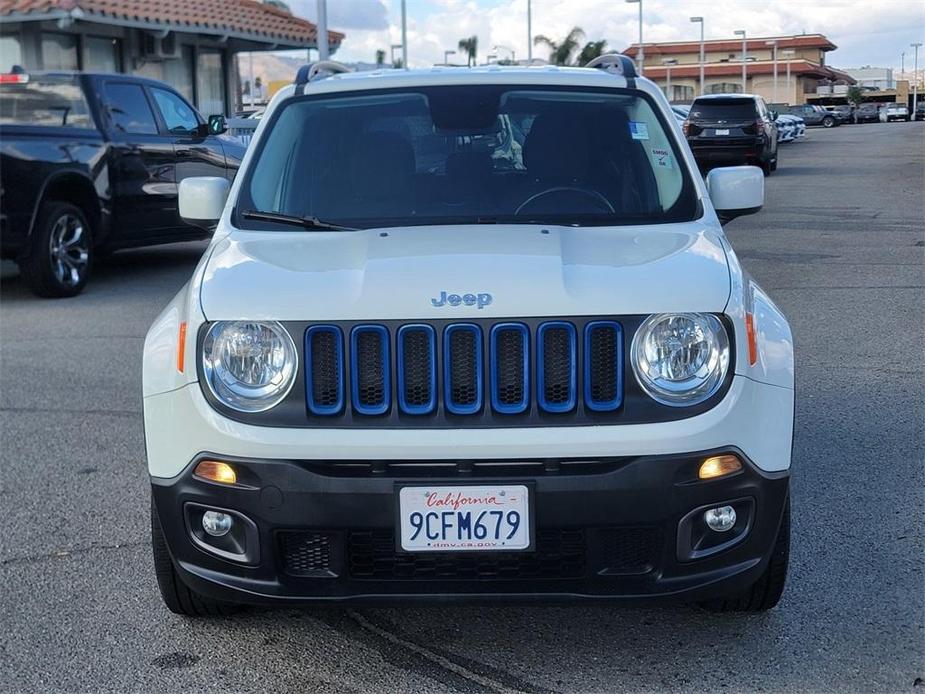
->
[200,223,731,321]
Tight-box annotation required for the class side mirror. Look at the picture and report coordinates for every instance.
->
[706,166,764,225]
[769,110,778,120]
[179,176,230,229]
[207,114,227,135]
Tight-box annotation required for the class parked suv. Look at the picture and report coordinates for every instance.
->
[880,103,910,122]
[143,57,793,615]
[684,94,779,174]
[786,104,838,128]
[855,103,882,124]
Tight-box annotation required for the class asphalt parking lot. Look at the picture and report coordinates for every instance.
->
[1,121,923,693]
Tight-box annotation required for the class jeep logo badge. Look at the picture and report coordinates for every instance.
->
[431,291,493,309]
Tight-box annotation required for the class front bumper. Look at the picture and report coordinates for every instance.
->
[152,450,789,605]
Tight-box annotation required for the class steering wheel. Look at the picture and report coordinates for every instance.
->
[514,186,615,216]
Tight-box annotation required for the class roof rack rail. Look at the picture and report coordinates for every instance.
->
[294,60,353,87]
[584,54,638,80]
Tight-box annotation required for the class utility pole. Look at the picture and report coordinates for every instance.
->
[401,0,408,69]
[913,43,922,117]
[626,0,643,75]
[316,0,329,61]
[766,40,779,103]
[690,17,704,95]
[734,29,747,92]
[662,59,677,101]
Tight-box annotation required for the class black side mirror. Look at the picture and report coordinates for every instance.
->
[207,114,227,135]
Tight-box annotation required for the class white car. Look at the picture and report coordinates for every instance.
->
[143,56,794,615]
[880,104,910,122]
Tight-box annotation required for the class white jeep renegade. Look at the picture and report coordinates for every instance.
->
[143,56,793,615]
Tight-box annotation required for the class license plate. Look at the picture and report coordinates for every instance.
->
[714,128,730,135]
[398,485,530,552]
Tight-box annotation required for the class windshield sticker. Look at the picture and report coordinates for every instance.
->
[629,121,649,140]
[651,148,672,169]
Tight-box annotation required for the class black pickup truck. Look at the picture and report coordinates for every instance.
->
[0,70,245,297]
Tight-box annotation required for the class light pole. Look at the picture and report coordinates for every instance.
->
[390,43,402,66]
[734,29,747,93]
[662,58,677,101]
[780,48,795,103]
[901,51,905,82]
[913,43,922,117]
[626,0,643,75]
[690,16,704,95]
[527,0,532,63]
[444,49,456,66]
[316,0,329,61]
[766,40,779,104]
[400,0,408,69]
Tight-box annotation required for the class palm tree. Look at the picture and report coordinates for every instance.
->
[375,49,386,67]
[534,27,585,66]
[578,40,608,66]
[458,36,478,67]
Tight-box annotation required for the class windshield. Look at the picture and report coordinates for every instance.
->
[0,75,93,128]
[238,85,698,230]
[689,100,756,121]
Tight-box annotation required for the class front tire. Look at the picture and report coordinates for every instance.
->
[151,499,241,617]
[822,116,836,128]
[18,201,93,298]
[699,498,790,613]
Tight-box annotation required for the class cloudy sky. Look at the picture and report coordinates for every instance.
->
[287,0,924,72]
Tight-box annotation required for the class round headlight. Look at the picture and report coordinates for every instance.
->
[201,321,297,413]
[631,313,730,407]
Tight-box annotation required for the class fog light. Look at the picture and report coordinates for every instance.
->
[202,511,233,537]
[704,505,737,532]
[194,460,237,485]
[699,454,742,480]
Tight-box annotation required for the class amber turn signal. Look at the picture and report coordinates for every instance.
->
[698,454,742,480]
[194,460,237,485]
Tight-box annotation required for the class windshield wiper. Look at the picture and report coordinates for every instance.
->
[241,210,356,231]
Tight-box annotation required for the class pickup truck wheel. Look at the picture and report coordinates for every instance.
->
[822,116,836,128]
[698,498,790,613]
[151,499,241,617]
[19,201,93,298]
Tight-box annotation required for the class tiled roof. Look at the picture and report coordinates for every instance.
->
[624,34,837,58]
[0,0,344,48]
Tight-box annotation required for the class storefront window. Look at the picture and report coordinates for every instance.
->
[709,82,742,95]
[41,32,79,70]
[0,33,23,72]
[196,49,225,116]
[84,36,121,73]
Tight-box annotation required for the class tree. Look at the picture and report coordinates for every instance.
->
[458,36,478,67]
[534,27,585,66]
[375,49,386,67]
[578,40,608,66]
[846,85,864,107]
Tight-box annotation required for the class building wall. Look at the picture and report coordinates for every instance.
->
[654,73,811,105]
[641,45,825,69]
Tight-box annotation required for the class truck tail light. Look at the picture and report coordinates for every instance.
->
[682,119,691,137]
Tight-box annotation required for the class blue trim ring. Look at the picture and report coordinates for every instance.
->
[583,321,624,412]
[304,325,344,416]
[350,325,391,416]
[443,323,483,415]
[536,321,577,413]
[397,324,437,415]
[489,323,530,414]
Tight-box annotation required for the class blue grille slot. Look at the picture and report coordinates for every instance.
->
[489,323,529,414]
[397,324,437,415]
[444,324,483,415]
[305,325,344,415]
[536,321,577,413]
[583,321,624,412]
[350,325,390,416]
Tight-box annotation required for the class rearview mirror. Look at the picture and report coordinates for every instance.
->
[706,166,764,225]
[207,114,227,135]
[179,176,230,229]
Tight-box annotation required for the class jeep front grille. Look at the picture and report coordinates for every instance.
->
[302,319,625,419]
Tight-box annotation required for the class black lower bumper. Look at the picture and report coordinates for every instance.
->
[688,139,769,165]
[150,449,789,605]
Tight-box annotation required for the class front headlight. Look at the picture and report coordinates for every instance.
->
[202,321,297,412]
[631,313,730,407]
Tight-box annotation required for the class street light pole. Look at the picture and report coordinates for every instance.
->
[662,59,677,101]
[734,29,747,93]
[766,40,779,103]
[391,43,402,66]
[316,0,329,61]
[401,0,408,70]
[690,17,704,95]
[913,43,922,117]
[527,0,532,63]
[626,0,643,75]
